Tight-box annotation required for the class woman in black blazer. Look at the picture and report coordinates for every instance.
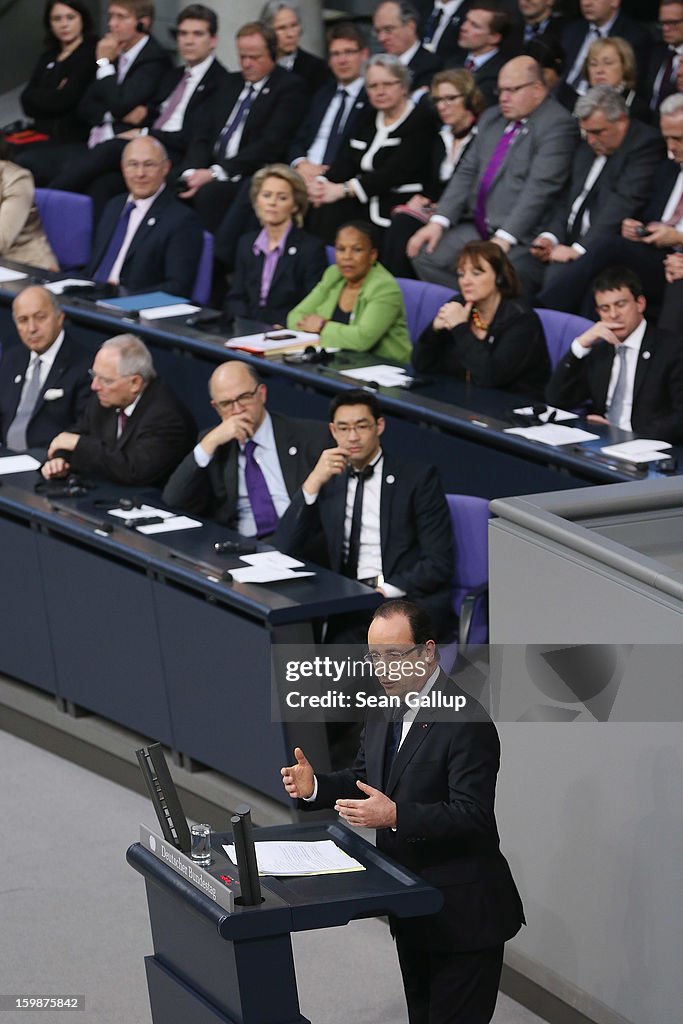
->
[413,240,550,397]
[20,0,96,146]
[382,68,485,277]
[307,53,436,244]
[225,163,328,327]
[259,0,330,94]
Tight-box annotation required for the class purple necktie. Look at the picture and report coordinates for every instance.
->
[94,200,136,283]
[154,69,191,130]
[473,121,522,238]
[244,439,278,537]
[215,85,255,160]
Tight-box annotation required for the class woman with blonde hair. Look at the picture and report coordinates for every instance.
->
[224,164,327,326]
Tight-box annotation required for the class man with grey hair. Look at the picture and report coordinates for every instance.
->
[259,0,330,94]
[42,334,196,486]
[0,287,91,454]
[532,91,683,315]
[85,134,203,296]
[514,84,664,301]
[373,0,442,91]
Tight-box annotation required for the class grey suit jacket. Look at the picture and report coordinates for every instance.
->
[434,95,579,245]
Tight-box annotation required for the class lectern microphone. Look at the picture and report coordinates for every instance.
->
[230,804,262,906]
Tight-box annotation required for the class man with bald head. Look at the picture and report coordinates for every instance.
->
[85,135,203,296]
[409,55,578,286]
[0,287,91,454]
[163,361,330,536]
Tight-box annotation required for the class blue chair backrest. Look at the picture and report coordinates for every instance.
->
[397,278,453,343]
[191,231,214,306]
[35,188,93,270]
[534,307,594,369]
[446,493,491,646]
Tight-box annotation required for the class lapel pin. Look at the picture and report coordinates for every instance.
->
[386,474,395,484]
[147,217,156,226]
[197,84,204,91]
[263,87,270,95]
[14,374,22,384]
[288,445,298,455]
[641,351,651,360]
[288,246,297,255]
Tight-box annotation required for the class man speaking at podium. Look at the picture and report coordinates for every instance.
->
[281,599,524,1024]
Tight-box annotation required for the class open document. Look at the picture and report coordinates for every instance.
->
[223,839,365,876]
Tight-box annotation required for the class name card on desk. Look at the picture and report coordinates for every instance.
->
[139,824,234,911]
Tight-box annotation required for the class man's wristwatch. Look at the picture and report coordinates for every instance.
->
[342,181,351,197]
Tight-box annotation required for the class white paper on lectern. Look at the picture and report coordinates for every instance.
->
[230,566,315,583]
[0,267,28,283]
[341,364,415,387]
[138,516,203,535]
[600,439,672,463]
[107,504,174,520]
[223,840,365,875]
[513,405,578,422]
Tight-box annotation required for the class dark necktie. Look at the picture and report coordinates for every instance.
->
[464,57,475,71]
[383,703,408,788]
[244,439,278,537]
[117,409,128,439]
[94,200,136,283]
[342,463,375,579]
[423,6,443,44]
[656,50,677,109]
[215,84,255,160]
[153,69,191,130]
[322,88,349,166]
[6,357,42,451]
[473,122,522,238]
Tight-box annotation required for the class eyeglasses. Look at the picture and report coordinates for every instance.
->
[329,47,361,58]
[364,643,424,666]
[213,385,260,412]
[495,80,538,96]
[433,93,464,104]
[123,159,165,171]
[88,369,134,387]
[659,18,683,27]
[333,420,375,436]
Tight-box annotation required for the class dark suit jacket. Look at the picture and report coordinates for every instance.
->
[78,35,172,133]
[408,44,444,91]
[149,58,231,162]
[65,377,196,486]
[444,48,507,107]
[546,323,683,443]
[642,159,681,224]
[182,67,308,180]
[545,118,665,246]
[21,38,97,143]
[86,186,204,297]
[224,227,328,326]
[290,48,332,95]
[305,668,525,952]
[274,452,454,635]
[162,411,331,528]
[413,297,550,397]
[0,334,91,451]
[419,0,474,62]
[561,14,651,88]
[643,42,674,117]
[328,101,437,226]
[288,82,370,166]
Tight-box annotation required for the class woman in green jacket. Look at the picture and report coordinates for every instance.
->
[287,221,411,364]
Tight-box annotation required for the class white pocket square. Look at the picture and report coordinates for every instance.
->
[44,388,64,401]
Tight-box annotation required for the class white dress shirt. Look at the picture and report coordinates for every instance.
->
[156,55,215,133]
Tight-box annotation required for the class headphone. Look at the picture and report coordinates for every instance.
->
[495,271,505,288]
[136,19,147,33]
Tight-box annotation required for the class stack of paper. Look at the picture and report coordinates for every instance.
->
[0,454,41,475]
[504,423,599,445]
[225,331,319,357]
[341,364,415,387]
[230,551,315,584]
[512,405,578,422]
[600,439,672,464]
[223,839,365,876]
[107,503,202,534]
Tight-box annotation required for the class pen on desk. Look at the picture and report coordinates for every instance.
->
[469,418,489,428]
